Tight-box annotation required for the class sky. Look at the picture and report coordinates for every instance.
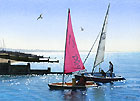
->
[0,0,140,52]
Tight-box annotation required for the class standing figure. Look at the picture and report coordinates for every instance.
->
[108,61,113,77]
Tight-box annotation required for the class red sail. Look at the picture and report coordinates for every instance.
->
[64,9,85,74]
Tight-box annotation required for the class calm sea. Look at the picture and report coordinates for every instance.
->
[0,52,140,101]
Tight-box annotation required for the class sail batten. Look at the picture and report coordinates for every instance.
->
[92,4,110,73]
[64,9,85,74]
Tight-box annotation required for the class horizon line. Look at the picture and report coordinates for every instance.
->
[1,48,140,53]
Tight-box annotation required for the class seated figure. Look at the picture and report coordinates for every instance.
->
[77,74,86,86]
[101,69,106,77]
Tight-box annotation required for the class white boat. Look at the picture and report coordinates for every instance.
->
[75,4,125,83]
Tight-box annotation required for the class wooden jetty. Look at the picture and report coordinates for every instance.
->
[0,50,59,63]
[0,61,72,75]
[0,50,61,75]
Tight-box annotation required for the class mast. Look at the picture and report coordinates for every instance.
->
[92,4,110,74]
[2,39,6,50]
[62,9,70,85]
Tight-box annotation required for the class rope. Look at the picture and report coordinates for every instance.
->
[83,31,101,65]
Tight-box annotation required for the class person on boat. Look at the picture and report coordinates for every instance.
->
[77,73,86,86]
[107,61,113,77]
[101,69,106,77]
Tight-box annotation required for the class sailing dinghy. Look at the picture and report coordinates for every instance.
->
[48,9,98,89]
[75,4,125,83]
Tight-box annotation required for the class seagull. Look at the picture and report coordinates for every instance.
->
[37,14,43,20]
[81,27,84,31]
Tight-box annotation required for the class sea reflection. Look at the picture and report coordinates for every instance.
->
[62,86,107,101]
[63,89,87,101]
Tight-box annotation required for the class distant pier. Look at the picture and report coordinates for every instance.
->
[0,50,59,63]
[0,50,62,75]
[0,61,72,75]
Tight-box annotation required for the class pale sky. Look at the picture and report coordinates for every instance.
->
[0,0,140,52]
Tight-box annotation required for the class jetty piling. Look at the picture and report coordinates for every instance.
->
[0,50,60,75]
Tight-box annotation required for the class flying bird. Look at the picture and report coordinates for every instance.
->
[81,27,84,31]
[37,14,43,20]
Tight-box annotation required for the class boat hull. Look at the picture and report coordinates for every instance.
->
[75,74,125,83]
[48,82,98,90]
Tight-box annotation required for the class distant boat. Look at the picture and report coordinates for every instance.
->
[48,9,98,89]
[75,4,125,83]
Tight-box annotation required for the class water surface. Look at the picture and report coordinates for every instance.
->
[0,52,140,101]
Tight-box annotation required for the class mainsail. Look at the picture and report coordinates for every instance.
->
[92,4,110,73]
[64,9,85,74]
